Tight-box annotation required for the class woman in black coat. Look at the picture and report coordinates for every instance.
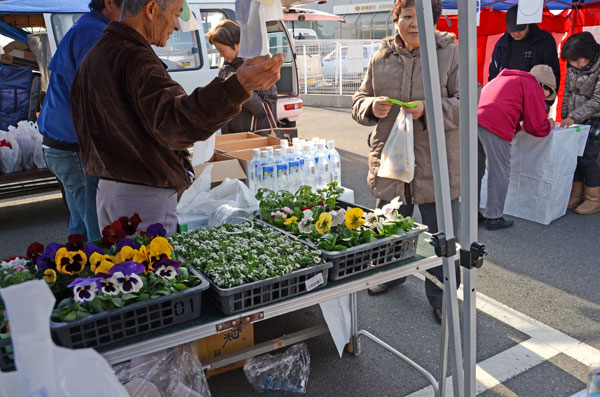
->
[207,19,278,134]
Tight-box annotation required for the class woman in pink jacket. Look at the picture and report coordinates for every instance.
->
[478,65,556,230]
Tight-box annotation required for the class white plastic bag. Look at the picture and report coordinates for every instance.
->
[377,110,414,183]
[191,134,216,167]
[0,129,22,173]
[0,280,128,397]
[177,165,258,216]
[11,121,44,170]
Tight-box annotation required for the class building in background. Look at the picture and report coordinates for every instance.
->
[286,1,396,40]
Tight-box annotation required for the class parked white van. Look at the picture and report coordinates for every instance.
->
[43,0,303,127]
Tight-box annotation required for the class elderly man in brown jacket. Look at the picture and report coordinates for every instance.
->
[70,0,283,235]
[352,0,460,324]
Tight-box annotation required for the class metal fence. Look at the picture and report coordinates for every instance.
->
[295,39,381,95]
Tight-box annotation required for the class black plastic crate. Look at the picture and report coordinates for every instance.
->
[259,201,428,281]
[51,275,209,349]
[0,336,14,372]
[205,261,332,315]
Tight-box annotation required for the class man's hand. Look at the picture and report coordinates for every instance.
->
[372,97,392,119]
[559,117,574,128]
[402,101,424,120]
[236,54,285,93]
[548,117,556,130]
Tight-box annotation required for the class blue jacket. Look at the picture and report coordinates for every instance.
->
[38,10,108,147]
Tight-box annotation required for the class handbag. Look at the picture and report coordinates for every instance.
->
[376,109,415,183]
[251,102,298,144]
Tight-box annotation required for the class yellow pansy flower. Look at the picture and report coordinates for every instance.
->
[315,212,332,234]
[283,216,298,226]
[345,207,365,229]
[43,269,56,284]
[114,245,136,264]
[55,247,87,275]
[89,252,114,273]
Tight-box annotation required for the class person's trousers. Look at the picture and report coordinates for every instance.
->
[573,127,600,187]
[96,179,178,236]
[43,147,101,241]
[376,197,461,310]
[478,125,512,219]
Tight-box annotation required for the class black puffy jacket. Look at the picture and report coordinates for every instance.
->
[488,24,561,88]
[218,57,278,134]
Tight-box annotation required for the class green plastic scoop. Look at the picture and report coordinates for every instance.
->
[386,98,418,108]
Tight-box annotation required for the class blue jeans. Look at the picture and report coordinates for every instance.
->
[43,147,101,241]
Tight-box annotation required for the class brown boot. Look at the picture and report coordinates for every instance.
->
[575,186,600,215]
[568,181,584,209]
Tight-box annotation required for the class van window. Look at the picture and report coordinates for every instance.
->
[152,28,202,71]
[51,12,201,71]
[50,13,83,45]
[198,10,230,69]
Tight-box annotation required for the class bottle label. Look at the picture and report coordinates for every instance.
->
[289,160,300,174]
[300,158,305,166]
[263,165,274,180]
[277,164,288,178]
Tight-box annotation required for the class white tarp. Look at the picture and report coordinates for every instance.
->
[480,125,590,225]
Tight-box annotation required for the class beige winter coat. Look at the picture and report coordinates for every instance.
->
[352,32,461,205]
[561,53,600,123]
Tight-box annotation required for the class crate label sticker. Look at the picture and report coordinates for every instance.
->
[305,273,324,292]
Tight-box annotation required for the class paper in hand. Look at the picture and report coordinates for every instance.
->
[236,0,284,58]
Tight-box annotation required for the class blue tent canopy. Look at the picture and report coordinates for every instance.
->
[0,0,89,14]
[442,0,600,10]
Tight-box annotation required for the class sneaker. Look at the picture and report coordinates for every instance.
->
[478,212,486,223]
[485,217,514,230]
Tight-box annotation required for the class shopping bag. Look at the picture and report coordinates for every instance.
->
[377,110,414,183]
[0,129,22,173]
[252,102,297,144]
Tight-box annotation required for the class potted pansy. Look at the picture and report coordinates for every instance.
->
[258,182,415,251]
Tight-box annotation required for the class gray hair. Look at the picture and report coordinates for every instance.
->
[122,0,173,16]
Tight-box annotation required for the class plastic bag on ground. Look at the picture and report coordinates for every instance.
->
[377,109,414,183]
[10,121,44,170]
[113,343,211,397]
[243,343,310,394]
[0,128,22,173]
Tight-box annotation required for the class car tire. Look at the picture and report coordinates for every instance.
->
[279,119,296,128]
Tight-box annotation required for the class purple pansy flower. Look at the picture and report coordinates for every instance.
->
[153,257,180,280]
[101,279,120,295]
[116,237,140,251]
[68,278,101,303]
[108,260,145,293]
[83,243,104,259]
[36,242,64,271]
[146,223,166,238]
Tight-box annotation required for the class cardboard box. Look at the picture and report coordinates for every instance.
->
[225,146,282,173]
[215,132,262,143]
[197,323,254,378]
[192,152,246,187]
[215,136,281,153]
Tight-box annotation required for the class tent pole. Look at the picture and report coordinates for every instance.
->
[458,0,480,396]
[414,1,464,396]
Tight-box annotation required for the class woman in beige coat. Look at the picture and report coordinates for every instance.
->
[352,0,460,324]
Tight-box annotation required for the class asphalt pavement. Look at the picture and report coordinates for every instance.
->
[0,106,598,396]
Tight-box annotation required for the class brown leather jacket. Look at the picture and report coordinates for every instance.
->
[352,32,461,205]
[70,22,250,191]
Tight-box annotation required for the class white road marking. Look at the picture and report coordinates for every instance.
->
[409,273,599,396]
[0,192,62,208]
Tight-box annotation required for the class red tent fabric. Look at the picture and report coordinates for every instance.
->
[435,4,600,120]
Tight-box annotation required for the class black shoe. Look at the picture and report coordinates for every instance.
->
[478,212,486,223]
[485,217,514,230]
[433,308,442,325]
[367,277,407,296]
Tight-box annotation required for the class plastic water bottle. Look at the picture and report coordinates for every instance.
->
[316,142,330,189]
[260,150,274,191]
[287,147,300,193]
[327,140,342,186]
[274,148,288,192]
[292,137,300,147]
[248,148,261,195]
[280,139,289,150]
[302,143,316,189]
